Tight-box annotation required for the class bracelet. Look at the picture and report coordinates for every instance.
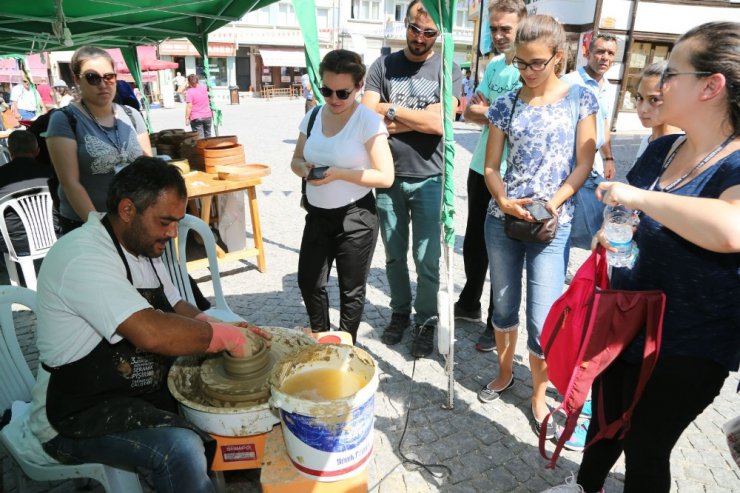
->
[604,157,614,161]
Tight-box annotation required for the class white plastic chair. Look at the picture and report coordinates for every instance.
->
[0,186,57,290]
[162,214,244,323]
[0,285,143,493]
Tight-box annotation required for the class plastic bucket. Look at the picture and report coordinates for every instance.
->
[269,344,378,482]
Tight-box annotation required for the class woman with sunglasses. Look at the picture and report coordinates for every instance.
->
[634,61,682,160]
[46,46,151,234]
[479,15,597,438]
[545,21,740,493]
[290,49,394,343]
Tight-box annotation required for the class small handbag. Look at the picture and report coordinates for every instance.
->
[504,213,558,244]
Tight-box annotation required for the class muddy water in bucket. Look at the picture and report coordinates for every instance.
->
[269,344,378,482]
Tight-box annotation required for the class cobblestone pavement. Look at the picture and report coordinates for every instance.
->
[2,98,738,493]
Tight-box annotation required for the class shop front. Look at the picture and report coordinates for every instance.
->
[159,40,237,103]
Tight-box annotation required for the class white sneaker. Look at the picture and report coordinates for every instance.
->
[541,473,584,492]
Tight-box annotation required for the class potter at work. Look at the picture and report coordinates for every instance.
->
[23,156,271,493]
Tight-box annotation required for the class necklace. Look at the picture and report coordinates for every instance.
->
[650,133,737,192]
[80,100,123,159]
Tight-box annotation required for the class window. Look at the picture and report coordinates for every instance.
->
[394,2,409,22]
[621,41,671,111]
[317,8,330,29]
[455,5,469,28]
[244,6,269,25]
[352,0,381,20]
[278,2,296,26]
[197,58,228,86]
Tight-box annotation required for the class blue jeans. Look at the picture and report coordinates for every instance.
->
[43,427,214,493]
[190,118,212,138]
[376,176,442,326]
[484,215,570,357]
[18,109,36,120]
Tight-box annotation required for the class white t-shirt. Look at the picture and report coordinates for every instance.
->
[28,213,182,445]
[299,104,388,209]
[10,84,38,111]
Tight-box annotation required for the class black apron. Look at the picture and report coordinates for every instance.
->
[44,216,215,461]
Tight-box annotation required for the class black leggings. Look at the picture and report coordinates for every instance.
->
[577,356,728,493]
[458,169,493,328]
[298,193,378,343]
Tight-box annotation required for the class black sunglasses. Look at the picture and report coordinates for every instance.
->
[407,23,439,39]
[80,72,117,86]
[319,86,354,100]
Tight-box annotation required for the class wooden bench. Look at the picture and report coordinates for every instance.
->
[261,86,293,100]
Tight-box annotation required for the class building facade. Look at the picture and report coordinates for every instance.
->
[159,0,475,102]
[523,0,740,131]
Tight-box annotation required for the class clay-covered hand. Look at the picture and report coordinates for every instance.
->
[206,322,251,358]
[232,321,273,348]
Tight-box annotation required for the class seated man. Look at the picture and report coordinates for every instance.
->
[26,156,269,492]
[0,131,52,256]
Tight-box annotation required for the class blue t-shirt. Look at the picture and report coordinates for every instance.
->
[614,134,740,371]
[486,87,598,224]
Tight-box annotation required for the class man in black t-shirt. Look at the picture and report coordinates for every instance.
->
[362,0,461,358]
[0,131,52,256]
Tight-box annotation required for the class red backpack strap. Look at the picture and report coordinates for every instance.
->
[540,402,584,469]
[587,292,666,443]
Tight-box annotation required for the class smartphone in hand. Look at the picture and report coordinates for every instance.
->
[524,201,553,222]
[307,166,329,181]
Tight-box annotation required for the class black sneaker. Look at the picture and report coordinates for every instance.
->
[454,302,482,322]
[411,324,435,358]
[381,313,410,345]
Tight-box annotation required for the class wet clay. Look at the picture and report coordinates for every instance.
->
[199,343,277,404]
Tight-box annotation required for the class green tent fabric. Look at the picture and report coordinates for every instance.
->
[292,0,324,106]
[120,45,151,131]
[422,0,457,246]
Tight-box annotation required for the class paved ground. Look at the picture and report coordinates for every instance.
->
[2,98,738,492]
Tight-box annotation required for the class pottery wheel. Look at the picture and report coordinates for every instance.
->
[199,344,277,404]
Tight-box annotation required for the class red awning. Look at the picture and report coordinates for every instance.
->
[108,46,176,74]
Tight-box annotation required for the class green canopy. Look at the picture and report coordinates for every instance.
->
[0,0,323,131]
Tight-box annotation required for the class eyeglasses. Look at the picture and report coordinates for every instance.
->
[659,68,712,88]
[80,72,117,86]
[511,53,556,72]
[319,86,354,100]
[407,23,439,39]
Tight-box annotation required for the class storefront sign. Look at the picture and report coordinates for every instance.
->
[159,40,236,57]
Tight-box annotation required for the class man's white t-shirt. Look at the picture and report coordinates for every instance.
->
[10,84,38,112]
[299,104,388,210]
[28,213,182,445]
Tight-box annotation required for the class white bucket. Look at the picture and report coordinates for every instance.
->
[269,344,378,482]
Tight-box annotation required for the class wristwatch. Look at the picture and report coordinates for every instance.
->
[386,105,397,121]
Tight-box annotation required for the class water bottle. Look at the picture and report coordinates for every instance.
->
[603,205,638,268]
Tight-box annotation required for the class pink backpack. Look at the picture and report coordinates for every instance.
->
[539,246,666,468]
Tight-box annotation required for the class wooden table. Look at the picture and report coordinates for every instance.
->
[184,171,266,272]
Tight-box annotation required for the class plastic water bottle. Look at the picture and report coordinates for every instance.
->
[603,205,638,268]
